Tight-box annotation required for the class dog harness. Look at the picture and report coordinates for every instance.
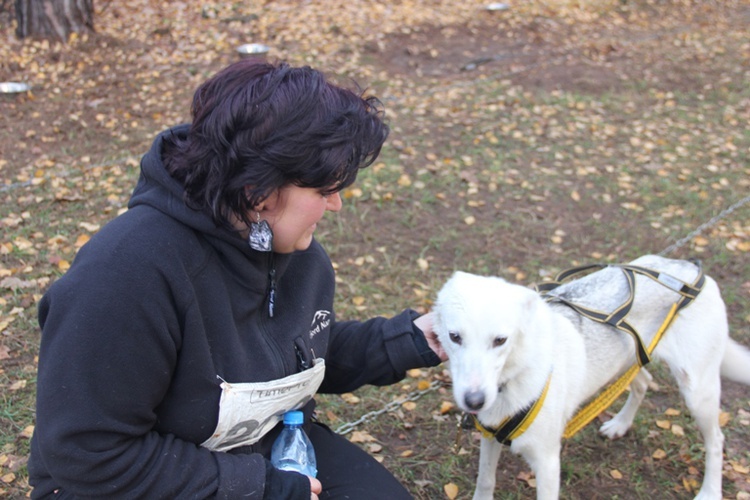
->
[464,260,705,445]
[539,260,705,438]
[464,374,552,446]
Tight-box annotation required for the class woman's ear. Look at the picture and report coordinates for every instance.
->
[256,189,280,213]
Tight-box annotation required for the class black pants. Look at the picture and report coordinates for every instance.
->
[308,423,413,499]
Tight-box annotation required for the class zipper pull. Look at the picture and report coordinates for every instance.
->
[295,343,311,371]
[268,267,276,317]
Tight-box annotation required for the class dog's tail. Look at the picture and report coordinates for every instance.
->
[721,339,750,385]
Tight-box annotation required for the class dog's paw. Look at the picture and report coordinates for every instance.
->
[599,418,630,439]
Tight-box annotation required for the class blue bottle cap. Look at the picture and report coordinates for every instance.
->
[283,410,304,425]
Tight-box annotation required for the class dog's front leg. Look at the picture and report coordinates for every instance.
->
[522,442,562,500]
[472,437,502,500]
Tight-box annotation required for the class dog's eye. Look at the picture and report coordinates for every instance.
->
[493,337,507,348]
[448,331,462,345]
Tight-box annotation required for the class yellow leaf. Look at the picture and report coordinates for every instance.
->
[78,222,100,232]
[351,296,365,306]
[655,419,671,429]
[58,260,70,271]
[75,234,91,248]
[0,472,15,484]
[367,443,382,453]
[9,380,26,391]
[571,190,581,201]
[719,411,731,427]
[685,475,700,492]
[416,258,429,271]
[400,450,413,457]
[341,393,360,404]
[406,369,422,378]
[417,380,431,390]
[439,401,454,414]
[402,401,417,411]
[652,449,667,460]
[610,469,623,479]
[671,424,684,436]
[343,188,362,199]
[664,408,681,416]
[444,482,459,499]
[397,174,412,187]
[20,425,35,439]
[693,235,709,247]
[731,462,750,474]
[464,216,476,226]
[349,431,375,443]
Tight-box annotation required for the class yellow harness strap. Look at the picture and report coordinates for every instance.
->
[472,374,552,445]
[562,302,679,439]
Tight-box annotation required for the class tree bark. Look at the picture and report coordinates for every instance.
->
[16,0,94,41]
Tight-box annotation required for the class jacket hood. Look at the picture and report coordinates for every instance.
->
[129,124,236,246]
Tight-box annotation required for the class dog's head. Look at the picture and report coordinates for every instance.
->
[434,271,544,414]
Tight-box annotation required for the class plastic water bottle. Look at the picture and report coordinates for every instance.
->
[270,411,317,477]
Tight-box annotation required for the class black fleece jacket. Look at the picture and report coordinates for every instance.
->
[28,125,439,499]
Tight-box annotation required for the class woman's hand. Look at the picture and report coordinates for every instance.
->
[309,476,322,499]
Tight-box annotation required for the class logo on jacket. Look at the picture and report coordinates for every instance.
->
[309,310,331,339]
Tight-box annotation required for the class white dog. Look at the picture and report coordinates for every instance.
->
[434,255,750,500]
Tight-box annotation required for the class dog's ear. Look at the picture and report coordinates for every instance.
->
[521,287,541,315]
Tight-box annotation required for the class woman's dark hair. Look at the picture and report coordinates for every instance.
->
[163,59,389,229]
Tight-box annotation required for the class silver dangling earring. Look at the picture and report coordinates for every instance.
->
[248,212,273,252]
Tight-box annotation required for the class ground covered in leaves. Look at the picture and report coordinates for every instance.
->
[1,0,749,498]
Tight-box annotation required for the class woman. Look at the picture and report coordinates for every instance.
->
[29,59,445,499]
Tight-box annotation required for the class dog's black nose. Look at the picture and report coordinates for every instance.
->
[464,391,485,411]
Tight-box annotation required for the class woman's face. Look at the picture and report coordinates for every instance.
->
[260,185,343,253]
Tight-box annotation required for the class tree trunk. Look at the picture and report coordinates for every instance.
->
[16,0,94,41]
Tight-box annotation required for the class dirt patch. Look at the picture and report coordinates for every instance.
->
[374,4,750,95]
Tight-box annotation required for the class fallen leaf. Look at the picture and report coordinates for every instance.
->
[610,469,623,479]
[402,401,417,411]
[719,411,731,427]
[9,380,27,391]
[341,393,360,404]
[367,443,382,453]
[693,235,709,246]
[78,222,100,232]
[400,450,413,457]
[664,408,681,416]
[417,380,431,390]
[75,234,91,247]
[443,482,459,499]
[349,431,375,443]
[652,449,667,460]
[671,424,684,436]
[655,419,671,429]
[439,401,454,414]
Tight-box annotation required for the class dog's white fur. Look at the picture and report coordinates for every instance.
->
[434,255,750,500]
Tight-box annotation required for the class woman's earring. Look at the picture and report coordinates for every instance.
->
[248,212,273,252]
